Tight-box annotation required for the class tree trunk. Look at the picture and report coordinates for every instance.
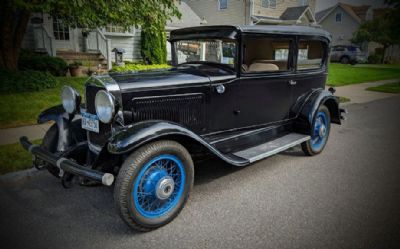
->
[381,45,388,64]
[0,5,30,71]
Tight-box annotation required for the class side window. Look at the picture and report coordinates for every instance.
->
[242,36,292,73]
[297,40,326,70]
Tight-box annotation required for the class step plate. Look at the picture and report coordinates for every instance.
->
[233,133,310,163]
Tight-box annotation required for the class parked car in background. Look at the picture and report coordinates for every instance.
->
[21,25,346,232]
[330,45,367,64]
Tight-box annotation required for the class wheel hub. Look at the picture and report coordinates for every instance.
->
[155,176,175,200]
[319,124,326,138]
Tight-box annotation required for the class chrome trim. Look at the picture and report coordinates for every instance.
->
[88,142,102,154]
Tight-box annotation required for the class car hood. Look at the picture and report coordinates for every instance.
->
[109,64,236,91]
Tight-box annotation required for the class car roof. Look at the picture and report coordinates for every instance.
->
[170,25,331,42]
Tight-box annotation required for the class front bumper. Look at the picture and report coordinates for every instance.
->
[20,136,114,186]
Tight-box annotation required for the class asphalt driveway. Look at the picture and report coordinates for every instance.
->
[1,96,400,249]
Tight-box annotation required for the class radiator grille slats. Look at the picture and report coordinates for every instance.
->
[133,94,205,131]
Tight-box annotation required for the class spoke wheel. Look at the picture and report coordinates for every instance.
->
[302,105,331,156]
[114,140,194,231]
[133,155,185,219]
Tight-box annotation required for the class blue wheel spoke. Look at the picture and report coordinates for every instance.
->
[132,154,186,218]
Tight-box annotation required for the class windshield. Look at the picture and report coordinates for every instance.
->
[174,39,236,68]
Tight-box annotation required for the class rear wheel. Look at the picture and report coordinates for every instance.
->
[301,105,331,156]
[114,140,194,231]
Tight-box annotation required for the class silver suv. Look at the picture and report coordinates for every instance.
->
[330,45,367,64]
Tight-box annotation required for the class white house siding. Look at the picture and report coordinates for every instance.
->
[106,32,142,62]
[183,0,248,25]
[253,0,316,19]
[318,6,360,46]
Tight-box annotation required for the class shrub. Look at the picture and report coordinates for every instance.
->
[367,54,383,64]
[0,70,58,94]
[140,23,167,64]
[110,63,170,73]
[18,50,68,76]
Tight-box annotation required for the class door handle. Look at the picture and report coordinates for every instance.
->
[215,84,225,94]
[288,80,297,86]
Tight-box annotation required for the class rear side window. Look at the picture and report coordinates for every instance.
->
[297,40,326,70]
[242,36,292,73]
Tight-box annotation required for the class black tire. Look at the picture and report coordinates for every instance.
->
[301,105,331,156]
[114,140,194,231]
[340,56,350,64]
[40,124,61,178]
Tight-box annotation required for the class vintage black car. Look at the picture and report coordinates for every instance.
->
[21,25,345,231]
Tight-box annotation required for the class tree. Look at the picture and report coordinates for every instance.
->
[140,21,167,64]
[352,1,400,63]
[0,0,180,71]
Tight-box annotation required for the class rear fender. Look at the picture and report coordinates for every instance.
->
[292,89,341,134]
[107,121,249,166]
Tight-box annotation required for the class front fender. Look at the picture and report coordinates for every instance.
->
[107,121,249,166]
[292,89,341,134]
[37,105,65,124]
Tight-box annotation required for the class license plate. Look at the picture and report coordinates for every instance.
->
[82,112,99,133]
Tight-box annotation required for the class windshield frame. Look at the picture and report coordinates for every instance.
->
[171,38,238,71]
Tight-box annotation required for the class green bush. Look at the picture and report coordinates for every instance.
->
[110,63,170,73]
[140,24,167,64]
[18,50,68,76]
[367,54,383,64]
[0,70,58,94]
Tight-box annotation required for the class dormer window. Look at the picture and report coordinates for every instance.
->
[219,0,228,10]
[261,0,276,9]
[298,0,308,6]
[335,12,342,23]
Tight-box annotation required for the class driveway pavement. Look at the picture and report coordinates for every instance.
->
[1,96,399,249]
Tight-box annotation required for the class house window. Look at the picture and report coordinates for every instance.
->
[105,25,126,33]
[298,0,308,6]
[219,0,228,10]
[336,12,342,23]
[53,17,69,40]
[270,0,276,8]
[261,0,276,9]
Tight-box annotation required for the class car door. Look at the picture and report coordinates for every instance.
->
[232,35,295,128]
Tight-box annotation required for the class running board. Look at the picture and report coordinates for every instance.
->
[233,133,310,163]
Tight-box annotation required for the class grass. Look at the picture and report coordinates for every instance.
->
[0,77,88,128]
[0,139,41,175]
[366,82,400,93]
[338,96,351,103]
[328,63,400,87]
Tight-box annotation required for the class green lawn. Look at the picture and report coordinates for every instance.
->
[0,77,88,128]
[327,63,400,86]
[0,139,41,175]
[366,82,400,93]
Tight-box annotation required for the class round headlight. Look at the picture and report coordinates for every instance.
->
[62,86,78,114]
[95,90,115,123]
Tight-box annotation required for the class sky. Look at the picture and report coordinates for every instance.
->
[315,0,387,12]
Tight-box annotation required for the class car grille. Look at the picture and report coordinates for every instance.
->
[85,85,112,147]
[132,93,205,132]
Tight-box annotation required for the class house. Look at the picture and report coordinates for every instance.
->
[21,1,203,70]
[21,0,320,70]
[182,0,317,25]
[315,2,373,46]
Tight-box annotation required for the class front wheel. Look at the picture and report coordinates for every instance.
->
[114,140,194,231]
[301,105,331,156]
